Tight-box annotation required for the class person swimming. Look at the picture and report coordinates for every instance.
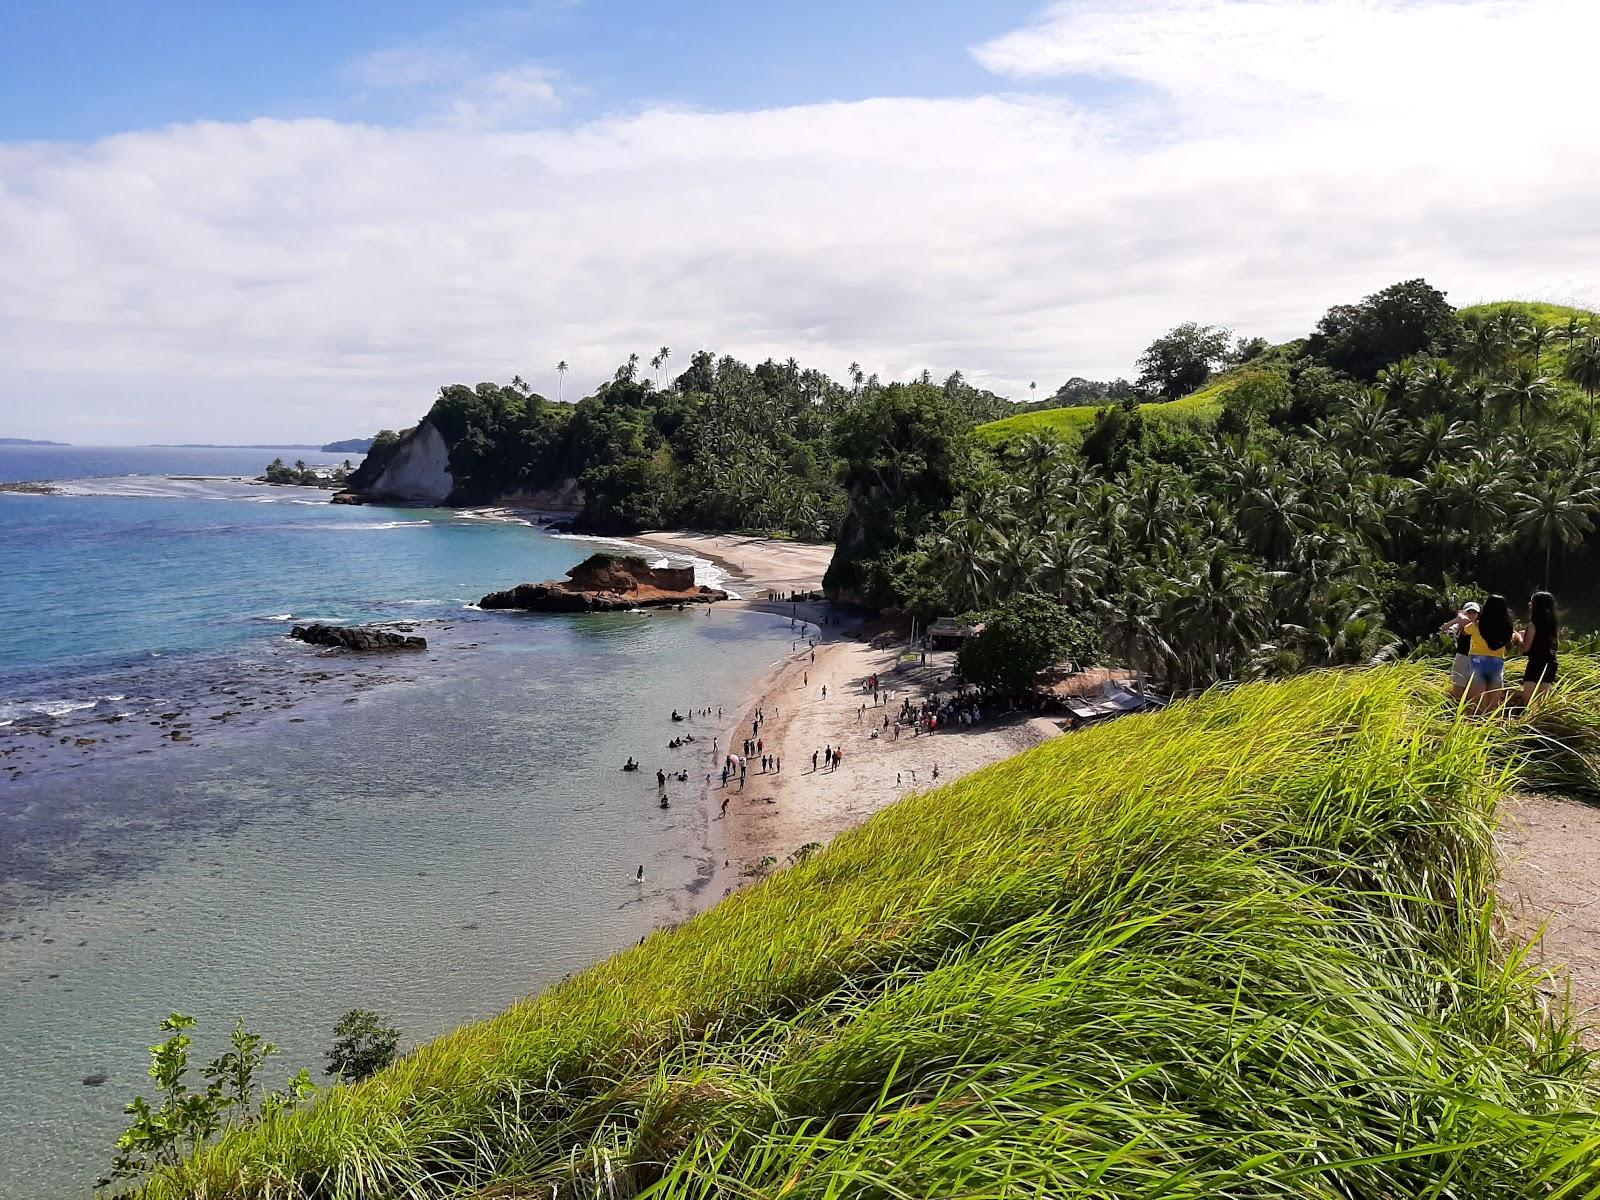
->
[622,758,639,771]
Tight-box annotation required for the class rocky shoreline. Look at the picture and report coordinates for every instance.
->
[479,554,727,613]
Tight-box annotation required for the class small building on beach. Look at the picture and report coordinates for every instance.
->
[926,617,983,649]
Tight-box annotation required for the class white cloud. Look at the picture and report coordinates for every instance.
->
[1,0,1597,442]
[443,65,565,128]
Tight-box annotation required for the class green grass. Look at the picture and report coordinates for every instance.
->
[978,301,1600,447]
[975,385,1224,446]
[140,665,1600,1198]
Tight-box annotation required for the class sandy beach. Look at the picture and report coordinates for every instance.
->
[632,530,1059,889]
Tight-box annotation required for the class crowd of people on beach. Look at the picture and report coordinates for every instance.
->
[1440,589,1560,713]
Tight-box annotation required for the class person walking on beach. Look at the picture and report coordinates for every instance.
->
[811,749,818,771]
[821,684,827,699]
[720,796,730,816]
[636,865,644,882]
[1520,590,1559,705]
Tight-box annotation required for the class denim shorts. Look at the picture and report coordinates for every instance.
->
[1470,655,1505,687]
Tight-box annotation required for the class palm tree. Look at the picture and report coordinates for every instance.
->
[659,346,671,387]
[1512,473,1599,588]
[1565,337,1600,425]
[849,362,863,395]
[1560,313,1591,346]
[1029,381,1038,404]
[1455,313,1511,379]
[626,352,640,381]
[1490,365,1559,425]
[555,360,568,402]
[1236,479,1312,564]
[1523,316,1557,372]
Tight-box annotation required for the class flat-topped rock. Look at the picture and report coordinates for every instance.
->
[290,623,427,651]
[479,553,727,613]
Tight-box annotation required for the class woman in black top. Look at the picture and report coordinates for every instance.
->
[1519,590,1558,704]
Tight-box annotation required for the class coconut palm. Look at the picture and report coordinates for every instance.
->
[555,360,569,402]
[659,346,671,387]
[1455,313,1511,379]
[1236,479,1313,564]
[1489,365,1559,426]
[1564,337,1600,426]
[1522,316,1557,372]
[1512,473,1600,588]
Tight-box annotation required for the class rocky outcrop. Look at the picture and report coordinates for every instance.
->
[479,554,726,613]
[290,624,427,651]
[332,421,453,505]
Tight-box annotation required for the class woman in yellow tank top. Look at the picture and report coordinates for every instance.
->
[1462,594,1514,705]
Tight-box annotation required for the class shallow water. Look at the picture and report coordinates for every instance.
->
[0,454,784,1197]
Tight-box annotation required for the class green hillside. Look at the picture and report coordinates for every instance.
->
[977,299,1598,446]
[140,663,1600,1198]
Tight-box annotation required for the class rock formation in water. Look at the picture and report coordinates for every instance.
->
[479,554,726,613]
[290,623,427,651]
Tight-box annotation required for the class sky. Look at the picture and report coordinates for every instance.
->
[1,0,1597,444]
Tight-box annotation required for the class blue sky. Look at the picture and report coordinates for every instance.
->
[1,1,1046,141]
[1,0,1597,443]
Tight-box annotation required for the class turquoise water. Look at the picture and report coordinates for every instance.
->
[0,450,791,1198]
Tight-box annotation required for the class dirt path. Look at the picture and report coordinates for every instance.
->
[1498,793,1600,1035]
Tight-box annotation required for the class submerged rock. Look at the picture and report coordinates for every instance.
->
[479,553,727,613]
[289,624,427,652]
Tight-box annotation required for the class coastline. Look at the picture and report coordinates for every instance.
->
[629,530,1058,899]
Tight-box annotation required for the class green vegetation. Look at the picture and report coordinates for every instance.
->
[955,593,1098,693]
[260,457,352,488]
[324,1010,401,1085]
[870,288,1600,691]
[351,361,1009,539]
[133,664,1600,1197]
[103,1014,312,1190]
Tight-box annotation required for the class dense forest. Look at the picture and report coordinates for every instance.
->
[835,283,1600,688]
[352,280,1600,689]
[350,351,1011,539]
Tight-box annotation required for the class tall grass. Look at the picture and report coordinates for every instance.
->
[136,664,1600,1198]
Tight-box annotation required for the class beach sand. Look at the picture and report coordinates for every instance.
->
[630,531,1058,892]
[630,530,835,598]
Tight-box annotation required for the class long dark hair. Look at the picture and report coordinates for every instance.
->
[1529,590,1558,652]
[1477,594,1513,650]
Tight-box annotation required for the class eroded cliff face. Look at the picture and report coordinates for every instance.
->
[361,421,454,503]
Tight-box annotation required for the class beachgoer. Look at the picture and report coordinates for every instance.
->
[1463,595,1515,710]
[623,758,639,771]
[812,749,819,771]
[636,865,644,882]
[1520,590,1559,704]
[932,763,939,780]
[660,795,670,809]
[720,796,730,815]
[822,684,827,698]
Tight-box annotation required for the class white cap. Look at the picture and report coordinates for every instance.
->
[1463,601,1480,613]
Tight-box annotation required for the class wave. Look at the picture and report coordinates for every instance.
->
[0,697,101,723]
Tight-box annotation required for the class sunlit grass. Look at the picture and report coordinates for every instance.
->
[135,664,1600,1198]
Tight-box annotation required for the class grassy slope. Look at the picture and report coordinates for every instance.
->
[145,665,1600,1198]
[1459,301,1598,413]
[978,300,1600,446]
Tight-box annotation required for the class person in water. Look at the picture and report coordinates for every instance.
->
[1520,590,1559,705]
[1462,595,1515,711]
[623,758,639,771]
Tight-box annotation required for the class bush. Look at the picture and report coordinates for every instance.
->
[325,1010,400,1085]
[956,594,1098,694]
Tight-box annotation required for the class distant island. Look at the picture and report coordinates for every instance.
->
[156,443,328,451]
[153,438,375,453]
[0,437,68,446]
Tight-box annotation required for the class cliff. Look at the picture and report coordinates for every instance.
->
[478,553,725,612]
[334,420,453,504]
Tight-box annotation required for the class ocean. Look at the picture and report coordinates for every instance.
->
[0,447,792,1198]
